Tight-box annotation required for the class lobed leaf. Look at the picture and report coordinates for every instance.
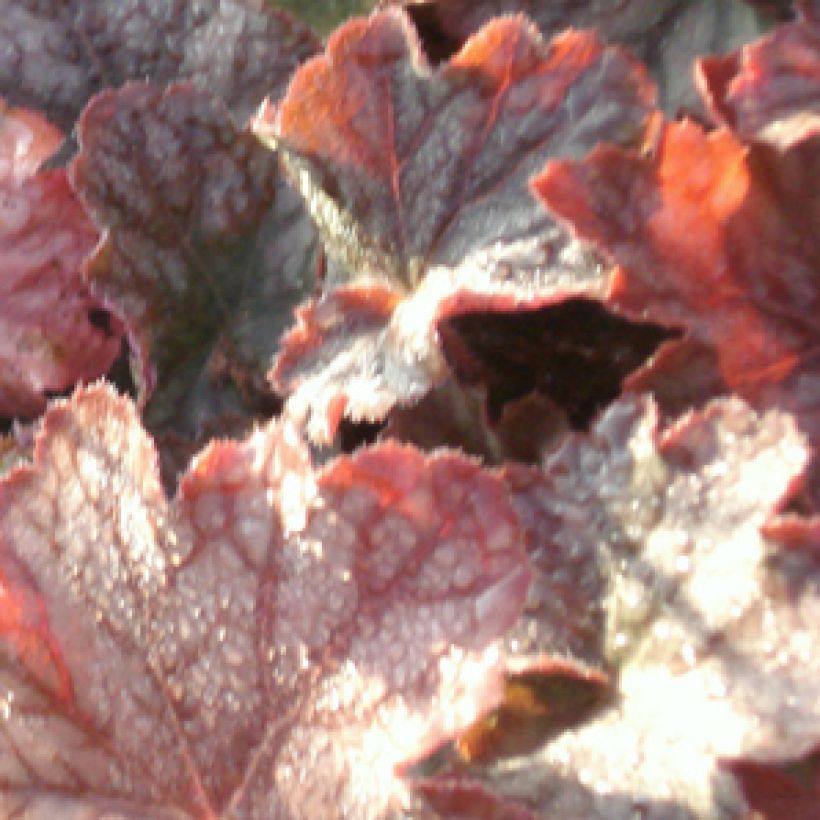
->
[0,383,529,818]
[534,118,820,508]
[383,0,765,115]
[256,9,656,441]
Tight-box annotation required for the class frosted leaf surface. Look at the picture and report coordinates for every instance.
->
[0,102,121,418]
[0,0,319,129]
[256,9,655,440]
[477,395,820,817]
[71,83,318,461]
[0,383,529,818]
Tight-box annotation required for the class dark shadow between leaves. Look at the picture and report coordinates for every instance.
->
[438,298,678,429]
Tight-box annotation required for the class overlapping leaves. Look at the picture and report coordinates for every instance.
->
[256,8,657,441]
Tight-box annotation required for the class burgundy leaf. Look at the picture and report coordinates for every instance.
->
[699,8,820,149]
[0,0,319,130]
[0,101,121,419]
[724,753,820,819]
[0,382,529,817]
[71,83,318,470]
[255,9,656,441]
[384,0,765,115]
[414,776,539,819]
[471,395,820,817]
[533,119,820,509]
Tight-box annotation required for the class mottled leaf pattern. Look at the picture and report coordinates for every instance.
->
[471,396,820,817]
[0,0,319,129]
[71,83,317,462]
[257,9,655,440]
[0,383,528,818]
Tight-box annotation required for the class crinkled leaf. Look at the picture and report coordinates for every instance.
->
[467,395,820,817]
[255,9,656,440]
[0,0,319,130]
[534,119,820,508]
[0,382,529,818]
[699,8,820,149]
[385,0,764,114]
[71,83,318,471]
[0,102,121,418]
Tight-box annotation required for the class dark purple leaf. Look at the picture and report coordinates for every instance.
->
[0,0,319,130]
[0,382,530,817]
[71,83,318,474]
[255,9,656,441]
[0,101,121,418]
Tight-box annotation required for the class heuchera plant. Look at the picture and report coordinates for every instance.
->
[0,0,818,817]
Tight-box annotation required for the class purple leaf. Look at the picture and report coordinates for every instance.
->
[0,382,529,817]
[255,9,656,441]
[0,0,319,130]
[71,83,318,474]
[0,101,121,418]
[534,118,820,509]
[383,0,765,115]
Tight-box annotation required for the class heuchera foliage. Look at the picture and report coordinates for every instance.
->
[0,1,818,818]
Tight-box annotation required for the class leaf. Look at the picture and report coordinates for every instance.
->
[0,382,530,818]
[699,7,820,149]
[533,118,820,509]
[414,776,539,819]
[385,0,765,115]
[0,0,319,130]
[723,753,820,820]
[255,9,656,441]
[71,82,318,475]
[464,395,820,817]
[0,101,121,419]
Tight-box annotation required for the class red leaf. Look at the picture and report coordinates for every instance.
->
[0,102,121,418]
[699,9,820,149]
[256,9,655,441]
[0,0,319,129]
[0,383,529,817]
[533,119,820,499]
[71,83,318,468]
